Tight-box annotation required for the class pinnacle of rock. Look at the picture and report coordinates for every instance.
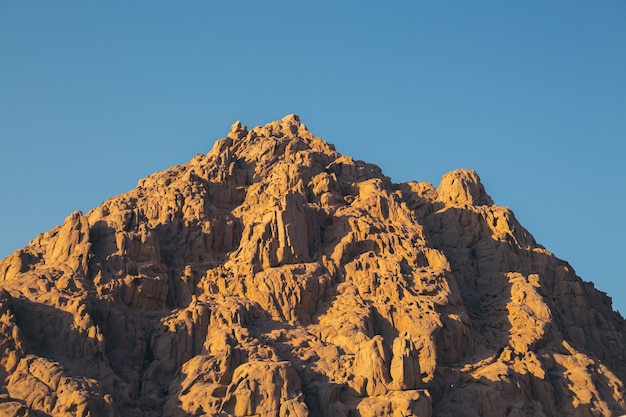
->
[0,116,624,417]
[282,113,301,123]
[436,169,494,206]
[229,120,248,139]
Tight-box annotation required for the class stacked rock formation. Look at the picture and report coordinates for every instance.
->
[0,115,624,417]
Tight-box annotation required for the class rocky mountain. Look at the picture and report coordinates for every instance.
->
[0,115,624,417]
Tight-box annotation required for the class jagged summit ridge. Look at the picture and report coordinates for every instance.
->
[0,116,624,417]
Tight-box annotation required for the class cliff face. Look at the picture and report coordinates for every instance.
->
[0,115,624,417]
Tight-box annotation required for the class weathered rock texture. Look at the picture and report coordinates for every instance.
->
[0,115,625,417]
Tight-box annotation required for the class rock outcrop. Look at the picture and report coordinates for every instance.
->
[0,114,624,416]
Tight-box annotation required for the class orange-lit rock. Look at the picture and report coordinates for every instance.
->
[0,115,624,416]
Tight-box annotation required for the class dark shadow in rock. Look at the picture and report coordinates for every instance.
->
[252,318,360,417]
[11,297,117,416]
[15,298,101,366]
[417,197,626,415]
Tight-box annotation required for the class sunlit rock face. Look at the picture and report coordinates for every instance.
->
[0,115,624,417]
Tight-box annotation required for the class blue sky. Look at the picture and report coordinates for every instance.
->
[1,1,624,314]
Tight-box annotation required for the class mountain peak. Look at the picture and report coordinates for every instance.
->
[229,120,248,139]
[437,168,494,206]
[228,114,305,141]
[0,117,624,417]
[281,113,301,123]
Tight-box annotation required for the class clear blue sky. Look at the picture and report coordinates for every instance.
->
[1,1,624,314]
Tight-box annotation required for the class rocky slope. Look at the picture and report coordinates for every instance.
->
[0,115,624,417]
